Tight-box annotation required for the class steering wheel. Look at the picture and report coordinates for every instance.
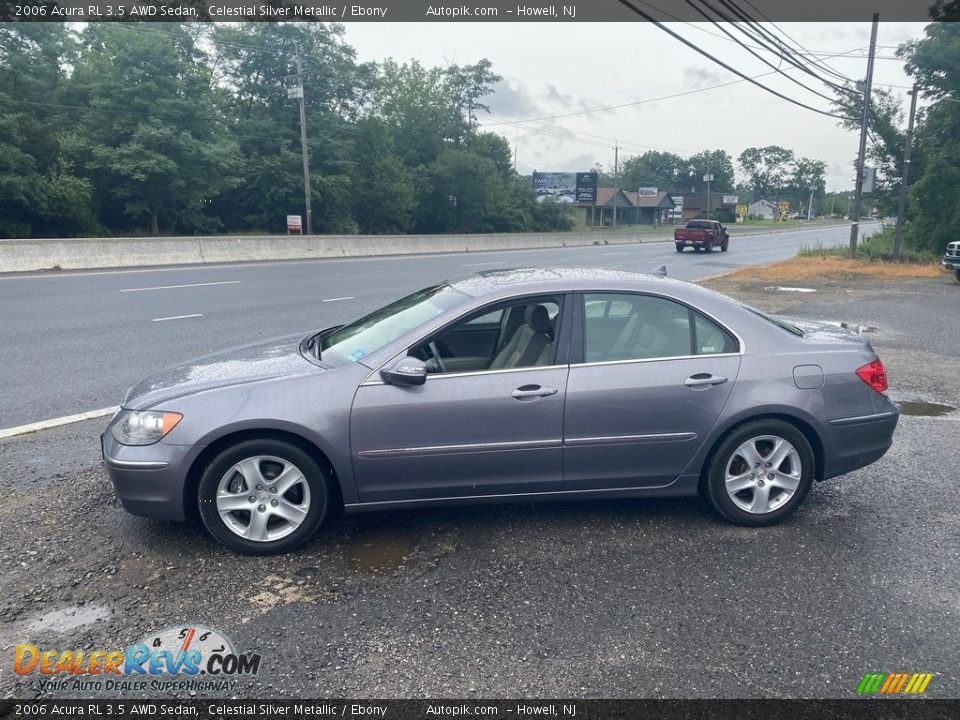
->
[427,341,447,373]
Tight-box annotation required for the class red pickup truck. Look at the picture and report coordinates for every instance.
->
[674,219,729,253]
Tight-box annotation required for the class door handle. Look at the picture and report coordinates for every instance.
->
[684,374,728,388]
[511,385,558,399]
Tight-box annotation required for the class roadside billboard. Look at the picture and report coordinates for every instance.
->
[638,187,658,196]
[533,171,597,203]
[668,195,684,221]
[575,172,598,203]
[722,195,739,205]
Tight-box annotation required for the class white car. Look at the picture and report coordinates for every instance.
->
[942,241,960,282]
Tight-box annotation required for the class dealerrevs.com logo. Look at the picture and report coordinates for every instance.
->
[856,673,934,695]
[14,624,261,694]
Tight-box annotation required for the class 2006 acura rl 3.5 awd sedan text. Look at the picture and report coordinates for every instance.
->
[102,268,899,554]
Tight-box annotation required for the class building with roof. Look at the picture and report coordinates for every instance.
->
[576,188,675,227]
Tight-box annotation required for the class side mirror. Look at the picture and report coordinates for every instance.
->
[380,356,427,386]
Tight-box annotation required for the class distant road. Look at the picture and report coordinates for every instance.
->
[0,222,877,429]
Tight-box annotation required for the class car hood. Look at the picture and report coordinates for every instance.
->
[122,333,316,410]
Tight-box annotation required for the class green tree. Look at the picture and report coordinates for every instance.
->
[64,24,240,234]
[788,158,828,217]
[209,23,371,233]
[832,82,905,216]
[349,118,415,234]
[684,150,735,193]
[738,145,796,201]
[897,21,960,253]
[0,24,97,237]
[619,151,685,193]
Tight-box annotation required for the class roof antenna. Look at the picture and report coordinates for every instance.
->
[651,264,667,277]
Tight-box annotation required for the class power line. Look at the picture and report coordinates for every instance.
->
[614,0,856,121]
[681,0,844,103]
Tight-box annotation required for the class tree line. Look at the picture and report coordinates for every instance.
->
[0,23,574,238]
[613,146,827,217]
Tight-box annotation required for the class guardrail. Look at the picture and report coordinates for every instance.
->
[0,223,848,273]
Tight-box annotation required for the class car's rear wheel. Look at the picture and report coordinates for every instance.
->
[675,243,684,252]
[198,439,329,554]
[704,420,814,526]
[705,240,714,252]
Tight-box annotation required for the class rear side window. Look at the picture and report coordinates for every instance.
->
[582,293,738,363]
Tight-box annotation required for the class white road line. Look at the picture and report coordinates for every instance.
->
[120,280,240,292]
[321,296,354,303]
[151,313,203,322]
[0,407,116,440]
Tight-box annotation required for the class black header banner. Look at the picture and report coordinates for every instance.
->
[2,699,960,720]
[0,0,947,23]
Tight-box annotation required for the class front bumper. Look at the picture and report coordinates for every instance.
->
[101,431,198,521]
[942,254,960,270]
[821,402,900,480]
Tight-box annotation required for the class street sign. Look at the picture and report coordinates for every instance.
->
[287,215,303,233]
[703,173,714,182]
[723,195,739,205]
[287,86,303,99]
[861,166,876,193]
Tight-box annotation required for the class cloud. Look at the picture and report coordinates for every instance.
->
[486,78,542,119]
[683,65,725,88]
[543,84,596,112]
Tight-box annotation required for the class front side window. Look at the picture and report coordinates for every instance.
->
[319,284,469,367]
[411,296,562,374]
[582,293,737,363]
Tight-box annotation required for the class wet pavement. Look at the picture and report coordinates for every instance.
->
[1,271,958,699]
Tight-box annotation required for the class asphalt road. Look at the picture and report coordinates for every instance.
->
[0,223,875,430]
[2,229,958,701]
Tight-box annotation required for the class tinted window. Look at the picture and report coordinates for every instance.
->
[583,293,738,362]
[694,312,739,354]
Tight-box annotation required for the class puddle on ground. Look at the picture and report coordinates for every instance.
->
[23,604,111,634]
[896,401,956,417]
[346,529,417,574]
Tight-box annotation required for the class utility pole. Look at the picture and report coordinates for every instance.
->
[706,153,712,220]
[294,43,313,235]
[893,83,919,260]
[612,141,619,230]
[807,187,815,221]
[848,13,879,258]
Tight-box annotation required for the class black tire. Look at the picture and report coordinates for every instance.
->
[721,241,729,252]
[704,419,815,527]
[198,438,330,555]
[955,268,960,282]
[705,240,714,253]
[675,243,684,253]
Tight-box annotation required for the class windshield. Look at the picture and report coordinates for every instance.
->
[319,284,470,367]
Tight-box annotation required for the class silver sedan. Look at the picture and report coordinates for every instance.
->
[102,268,899,554]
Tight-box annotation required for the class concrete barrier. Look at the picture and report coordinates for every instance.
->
[0,224,849,273]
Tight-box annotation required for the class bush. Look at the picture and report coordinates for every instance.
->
[798,228,939,263]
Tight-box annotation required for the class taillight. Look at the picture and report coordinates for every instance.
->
[856,358,888,394]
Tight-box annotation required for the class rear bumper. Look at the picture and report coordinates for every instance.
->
[101,431,196,521]
[821,405,899,480]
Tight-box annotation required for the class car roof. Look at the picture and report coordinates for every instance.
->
[449,266,718,302]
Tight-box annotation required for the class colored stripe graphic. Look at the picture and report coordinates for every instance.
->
[857,672,933,695]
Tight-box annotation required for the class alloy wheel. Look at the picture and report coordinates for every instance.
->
[215,455,311,542]
[724,435,802,514]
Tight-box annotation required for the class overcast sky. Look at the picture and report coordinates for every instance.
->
[344,22,926,191]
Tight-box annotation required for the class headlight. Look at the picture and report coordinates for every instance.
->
[111,410,183,446]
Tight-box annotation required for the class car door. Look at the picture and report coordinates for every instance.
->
[563,292,741,491]
[350,295,570,504]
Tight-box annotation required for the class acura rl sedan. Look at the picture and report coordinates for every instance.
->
[102,268,899,554]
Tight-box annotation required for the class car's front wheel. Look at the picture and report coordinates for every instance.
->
[721,240,729,252]
[955,268,960,282]
[198,439,329,554]
[704,420,814,526]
